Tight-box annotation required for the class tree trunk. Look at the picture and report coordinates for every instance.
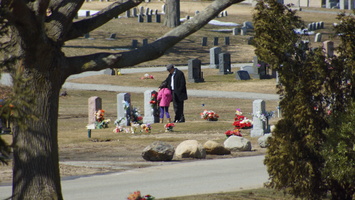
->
[11,58,63,199]
[164,0,180,28]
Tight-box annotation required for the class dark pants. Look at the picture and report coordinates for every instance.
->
[172,92,185,122]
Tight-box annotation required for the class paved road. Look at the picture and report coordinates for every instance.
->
[1,63,279,100]
[0,155,268,200]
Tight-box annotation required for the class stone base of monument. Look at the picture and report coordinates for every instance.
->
[250,129,264,137]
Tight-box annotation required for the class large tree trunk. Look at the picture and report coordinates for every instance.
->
[164,0,180,28]
[11,56,64,199]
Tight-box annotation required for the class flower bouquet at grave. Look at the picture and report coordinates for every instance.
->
[200,109,219,121]
[130,123,140,134]
[225,129,242,138]
[140,123,152,133]
[127,191,155,200]
[131,107,143,125]
[164,123,175,132]
[94,109,110,129]
[140,73,154,80]
[149,93,158,109]
[234,109,253,129]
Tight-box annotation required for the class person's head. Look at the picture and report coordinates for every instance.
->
[159,80,168,89]
[166,64,175,74]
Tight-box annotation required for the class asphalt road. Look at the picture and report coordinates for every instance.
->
[0,155,268,199]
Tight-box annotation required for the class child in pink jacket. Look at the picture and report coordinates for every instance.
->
[157,81,172,123]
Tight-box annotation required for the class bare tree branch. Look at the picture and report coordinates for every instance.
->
[63,0,243,80]
[64,0,143,41]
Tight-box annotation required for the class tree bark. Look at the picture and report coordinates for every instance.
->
[163,0,180,28]
[12,57,64,199]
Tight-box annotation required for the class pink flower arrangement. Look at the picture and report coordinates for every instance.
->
[140,73,154,79]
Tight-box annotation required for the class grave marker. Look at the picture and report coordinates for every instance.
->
[314,33,322,42]
[218,53,232,75]
[213,37,219,46]
[224,37,230,45]
[155,14,161,23]
[144,90,159,124]
[323,40,334,57]
[202,37,207,46]
[235,70,251,80]
[88,96,102,125]
[117,93,131,126]
[209,47,221,69]
[188,58,204,83]
[250,99,266,137]
[132,39,138,48]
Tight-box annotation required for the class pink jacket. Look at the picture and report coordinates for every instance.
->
[157,88,172,107]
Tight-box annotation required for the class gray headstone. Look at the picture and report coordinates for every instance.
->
[154,9,158,15]
[209,47,221,69]
[243,21,253,29]
[147,14,152,22]
[241,26,247,35]
[236,70,251,80]
[232,27,240,35]
[125,10,131,18]
[312,22,316,30]
[144,90,159,124]
[86,11,90,17]
[84,33,90,39]
[224,37,230,45]
[223,10,228,16]
[132,8,138,17]
[320,21,324,29]
[323,40,334,57]
[138,14,144,22]
[145,8,150,16]
[218,53,232,75]
[252,56,259,77]
[307,23,312,31]
[213,37,219,46]
[314,33,322,42]
[162,4,166,14]
[117,93,131,126]
[88,96,102,125]
[132,39,138,48]
[139,6,144,15]
[155,14,161,23]
[202,37,207,46]
[188,58,204,83]
[104,68,115,75]
[250,99,266,137]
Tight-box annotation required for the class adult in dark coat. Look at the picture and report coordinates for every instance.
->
[165,64,188,123]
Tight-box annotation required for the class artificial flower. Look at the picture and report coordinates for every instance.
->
[200,109,219,121]
[164,123,175,132]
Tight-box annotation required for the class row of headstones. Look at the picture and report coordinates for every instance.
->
[88,96,273,138]
[201,37,230,46]
[232,21,254,36]
[88,92,159,127]
[307,21,324,31]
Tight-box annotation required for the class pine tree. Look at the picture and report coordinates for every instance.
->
[253,0,355,199]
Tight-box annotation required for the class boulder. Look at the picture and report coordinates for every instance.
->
[175,140,206,159]
[224,136,252,151]
[142,141,175,161]
[203,140,230,155]
[258,133,272,148]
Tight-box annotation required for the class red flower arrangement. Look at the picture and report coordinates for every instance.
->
[225,129,242,137]
[200,110,219,121]
[127,191,155,200]
[164,123,175,132]
[149,93,158,108]
[140,73,154,79]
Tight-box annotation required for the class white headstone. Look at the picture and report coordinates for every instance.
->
[144,90,159,124]
[117,93,131,126]
[250,99,266,137]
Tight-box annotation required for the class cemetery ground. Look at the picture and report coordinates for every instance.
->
[0,1,343,199]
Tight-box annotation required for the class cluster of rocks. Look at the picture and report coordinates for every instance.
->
[142,135,267,161]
